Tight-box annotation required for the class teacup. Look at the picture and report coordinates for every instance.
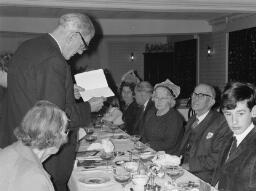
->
[132,174,148,191]
[85,127,94,135]
[134,142,147,152]
[85,135,97,143]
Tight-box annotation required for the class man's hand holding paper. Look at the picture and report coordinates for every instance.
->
[74,84,85,99]
[74,69,114,101]
[88,97,105,112]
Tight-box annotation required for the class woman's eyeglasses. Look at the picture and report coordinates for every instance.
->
[152,96,169,102]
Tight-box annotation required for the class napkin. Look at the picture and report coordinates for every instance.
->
[152,153,181,166]
[87,139,114,153]
[78,128,87,141]
[102,107,124,125]
[87,143,103,151]
[102,139,114,153]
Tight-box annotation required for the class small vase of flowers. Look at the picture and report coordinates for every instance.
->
[0,52,13,88]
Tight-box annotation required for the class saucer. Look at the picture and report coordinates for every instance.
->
[78,170,113,187]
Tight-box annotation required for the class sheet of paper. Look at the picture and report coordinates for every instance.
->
[74,69,114,101]
[78,128,86,141]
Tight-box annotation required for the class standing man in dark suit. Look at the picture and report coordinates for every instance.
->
[133,81,155,135]
[0,13,104,191]
[211,82,256,191]
[178,84,231,183]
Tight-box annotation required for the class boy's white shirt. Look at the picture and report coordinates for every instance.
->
[234,122,254,146]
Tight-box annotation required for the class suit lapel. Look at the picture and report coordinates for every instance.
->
[134,106,144,132]
[178,116,196,154]
[144,99,154,117]
[194,111,213,136]
[226,126,256,163]
[134,99,154,135]
[189,111,214,154]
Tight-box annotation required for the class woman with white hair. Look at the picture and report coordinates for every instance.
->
[141,79,185,154]
[0,100,69,191]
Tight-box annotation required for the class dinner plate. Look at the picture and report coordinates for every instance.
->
[111,134,129,140]
[78,171,113,187]
[177,181,200,190]
[139,151,155,160]
[81,176,110,184]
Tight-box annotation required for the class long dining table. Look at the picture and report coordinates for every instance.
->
[68,125,218,191]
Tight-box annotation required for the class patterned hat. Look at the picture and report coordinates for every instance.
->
[154,79,180,98]
[121,70,141,84]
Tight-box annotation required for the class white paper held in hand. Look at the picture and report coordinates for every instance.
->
[74,69,114,101]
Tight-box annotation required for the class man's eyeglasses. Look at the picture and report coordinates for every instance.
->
[64,128,70,136]
[76,32,89,50]
[62,119,71,136]
[191,92,212,99]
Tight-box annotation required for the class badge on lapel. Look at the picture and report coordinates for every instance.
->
[206,132,214,139]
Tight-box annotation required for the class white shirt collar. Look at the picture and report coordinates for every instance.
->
[143,99,149,111]
[196,110,210,124]
[48,33,62,53]
[234,122,254,146]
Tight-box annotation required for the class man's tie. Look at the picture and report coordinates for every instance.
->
[191,118,199,129]
[226,137,237,161]
[229,137,237,156]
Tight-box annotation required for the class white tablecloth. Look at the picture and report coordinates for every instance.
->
[68,128,216,191]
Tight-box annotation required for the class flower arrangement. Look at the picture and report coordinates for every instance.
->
[0,52,13,72]
[0,52,12,88]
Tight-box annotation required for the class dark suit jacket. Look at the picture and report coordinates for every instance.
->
[0,34,91,191]
[211,127,256,191]
[122,101,141,135]
[178,110,232,183]
[133,99,155,135]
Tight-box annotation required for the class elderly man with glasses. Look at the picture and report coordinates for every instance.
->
[0,13,105,191]
[178,83,232,184]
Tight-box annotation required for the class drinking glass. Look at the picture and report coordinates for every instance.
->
[113,166,131,189]
[130,135,141,144]
[84,127,94,135]
[166,166,184,184]
[94,113,104,130]
[100,151,116,167]
[109,124,119,138]
[85,135,97,143]
[134,142,147,153]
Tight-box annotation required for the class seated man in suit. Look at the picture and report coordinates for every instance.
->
[133,81,155,135]
[211,82,256,191]
[178,83,231,183]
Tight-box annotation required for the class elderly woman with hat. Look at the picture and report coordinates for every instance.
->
[141,79,185,154]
